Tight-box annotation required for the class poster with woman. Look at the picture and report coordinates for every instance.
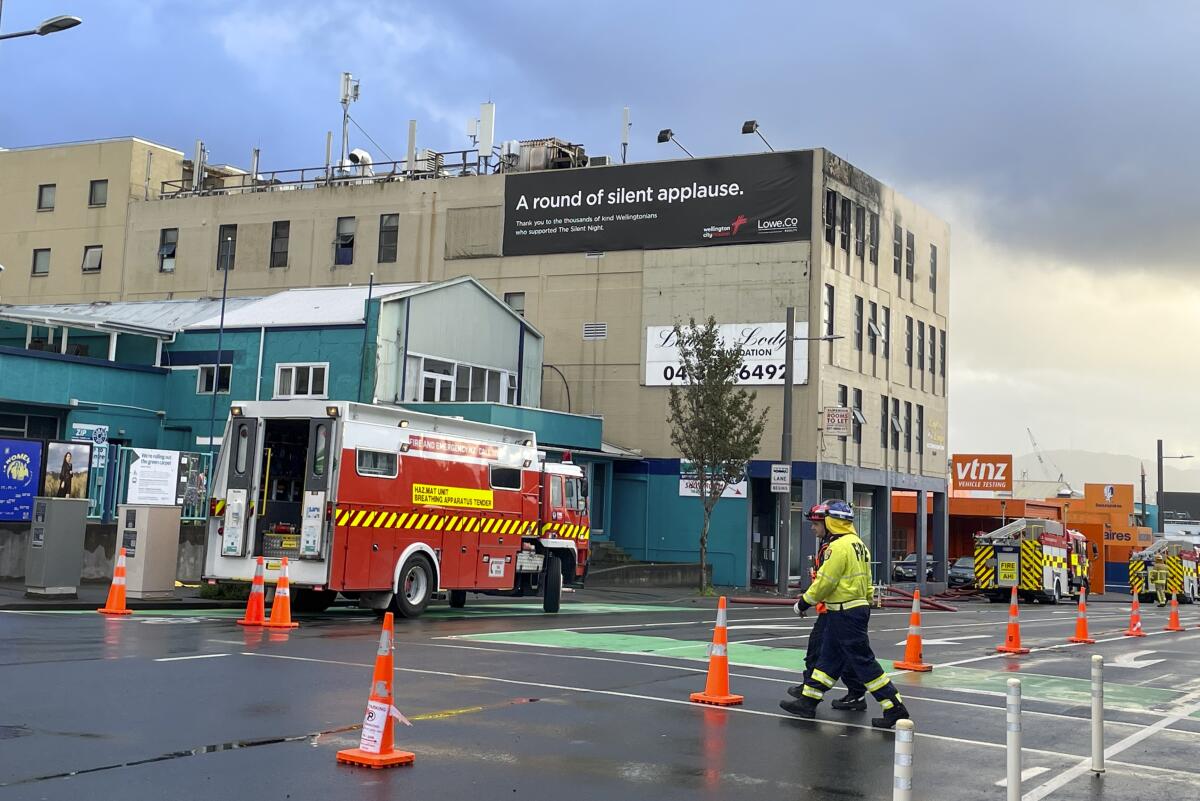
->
[42,441,92,500]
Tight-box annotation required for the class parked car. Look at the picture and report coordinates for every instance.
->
[947,556,976,588]
[892,553,935,582]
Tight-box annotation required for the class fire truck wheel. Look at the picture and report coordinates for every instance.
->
[392,554,434,618]
[449,590,467,608]
[543,554,562,614]
[1043,585,1061,605]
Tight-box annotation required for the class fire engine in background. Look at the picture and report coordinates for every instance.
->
[203,401,590,617]
[974,518,1094,603]
[1129,539,1199,604]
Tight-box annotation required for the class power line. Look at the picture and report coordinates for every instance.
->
[346,114,394,162]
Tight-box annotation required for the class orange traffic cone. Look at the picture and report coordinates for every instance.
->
[690,596,744,706]
[894,590,933,671]
[1165,594,1185,632]
[336,612,415,769]
[264,557,299,629]
[1124,594,1147,637]
[237,557,266,627]
[1067,596,1095,644]
[97,547,133,616]
[996,585,1030,655]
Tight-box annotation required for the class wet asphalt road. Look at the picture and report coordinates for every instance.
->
[2,596,1200,800]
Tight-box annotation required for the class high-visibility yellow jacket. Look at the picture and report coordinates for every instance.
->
[802,529,873,608]
[1149,566,1169,586]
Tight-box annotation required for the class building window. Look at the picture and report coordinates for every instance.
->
[81,245,103,273]
[881,306,890,360]
[891,397,901,450]
[88,179,108,207]
[880,395,889,449]
[409,354,516,406]
[916,404,924,457]
[197,364,231,394]
[868,301,878,355]
[377,213,399,263]
[904,316,913,366]
[852,388,863,445]
[217,224,237,271]
[939,329,947,378]
[840,196,851,252]
[823,284,835,337]
[31,248,50,276]
[275,363,328,399]
[356,449,398,478]
[37,184,55,211]
[854,295,863,351]
[837,385,848,442]
[504,292,526,317]
[929,244,938,293]
[868,211,879,264]
[335,216,356,266]
[158,228,178,273]
[905,231,915,281]
[0,412,58,440]
[824,190,837,245]
[893,224,902,275]
[928,326,936,375]
[917,321,925,377]
[904,401,912,453]
[854,204,865,257]
[270,221,290,268]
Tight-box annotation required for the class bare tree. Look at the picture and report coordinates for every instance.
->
[667,317,768,593]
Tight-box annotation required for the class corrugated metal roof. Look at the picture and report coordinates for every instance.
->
[0,297,260,337]
[185,283,419,329]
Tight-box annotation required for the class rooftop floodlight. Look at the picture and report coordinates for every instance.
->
[656,128,693,158]
[741,119,774,151]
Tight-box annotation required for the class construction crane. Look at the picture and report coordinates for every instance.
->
[1026,427,1073,492]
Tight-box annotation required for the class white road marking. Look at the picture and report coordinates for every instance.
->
[153,653,230,662]
[1112,650,1165,669]
[240,651,1200,781]
[1022,688,1200,800]
[996,766,1050,787]
[923,627,1187,672]
[892,635,990,646]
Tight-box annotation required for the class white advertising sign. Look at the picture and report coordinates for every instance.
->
[126,448,182,505]
[679,461,747,499]
[645,322,809,386]
[823,407,851,438]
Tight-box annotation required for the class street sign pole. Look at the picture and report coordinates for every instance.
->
[776,307,795,595]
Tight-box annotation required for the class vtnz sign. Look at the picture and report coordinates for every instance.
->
[951,454,1013,492]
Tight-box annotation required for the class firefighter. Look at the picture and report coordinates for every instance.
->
[1150,554,1169,607]
[786,502,868,711]
[779,499,911,729]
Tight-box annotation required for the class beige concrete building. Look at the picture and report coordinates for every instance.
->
[0,138,951,585]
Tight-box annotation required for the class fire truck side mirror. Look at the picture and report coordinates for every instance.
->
[1092,543,1099,559]
[580,480,588,499]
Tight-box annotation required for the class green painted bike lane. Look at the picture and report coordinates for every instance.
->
[461,629,1190,716]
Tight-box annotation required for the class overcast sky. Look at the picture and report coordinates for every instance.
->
[2,0,1196,472]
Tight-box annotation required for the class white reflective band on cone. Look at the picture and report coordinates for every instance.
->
[715,607,727,628]
[707,643,726,657]
[378,629,392,656]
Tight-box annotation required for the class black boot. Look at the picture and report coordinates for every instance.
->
[786,685,806,699]
[779,695,820,719]
[831,693,868,711]
[871,702,911,729]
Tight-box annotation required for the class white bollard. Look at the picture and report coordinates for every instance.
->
[1007,678,1022,801]
[893,718,914,801]
[1091,655,1105,774]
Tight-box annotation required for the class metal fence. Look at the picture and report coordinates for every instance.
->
[88,447,212,524]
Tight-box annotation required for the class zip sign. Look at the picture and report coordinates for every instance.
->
[770,464,790,494]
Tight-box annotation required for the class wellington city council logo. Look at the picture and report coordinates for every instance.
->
[4,452,33,484]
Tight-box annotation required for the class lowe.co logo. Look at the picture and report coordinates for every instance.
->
[757,217,799,233]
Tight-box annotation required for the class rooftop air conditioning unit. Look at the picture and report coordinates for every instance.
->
[587,155,612,167]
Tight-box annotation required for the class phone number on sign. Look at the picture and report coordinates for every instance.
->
[661,363,787,383]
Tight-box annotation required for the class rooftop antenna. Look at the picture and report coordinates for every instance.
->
[466,116,479,147]
[621,106,631,164]
[339,71,360,167]
[478,102,495,173]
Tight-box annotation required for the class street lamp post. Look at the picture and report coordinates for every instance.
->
[0,3,82,42]
[1156,438,1194,530]
[775,306,843,595]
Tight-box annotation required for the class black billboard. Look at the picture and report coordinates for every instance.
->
[502,151,813,256]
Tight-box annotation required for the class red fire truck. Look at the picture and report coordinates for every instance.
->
[203,400,590,617]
